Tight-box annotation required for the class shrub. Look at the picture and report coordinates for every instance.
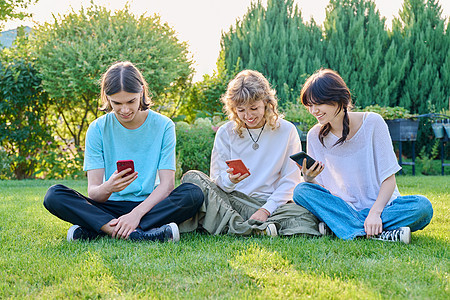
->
[280,102,317,129]
[417,139,441,175]
[0,58,53,179]
[175,118,216,178]
[356,105,414,120]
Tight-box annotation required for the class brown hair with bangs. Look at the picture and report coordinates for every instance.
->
[221,70,280,137]
[100,61,152,112]
[300,69,352,146]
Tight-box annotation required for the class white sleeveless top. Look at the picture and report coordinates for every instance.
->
[307,112,401,211]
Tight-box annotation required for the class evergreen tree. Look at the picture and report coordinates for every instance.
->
[441,26,450,111]
[323,0,389,107]
[220,0,324,105]
[394,0,449,114]
[375,32,410,108]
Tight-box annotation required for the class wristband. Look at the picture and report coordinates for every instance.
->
[258,208,270,216]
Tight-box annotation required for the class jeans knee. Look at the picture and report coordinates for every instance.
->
[418,195,433,223]
[293,182,316,205]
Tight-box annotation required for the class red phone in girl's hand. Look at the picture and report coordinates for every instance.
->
[226,159,250,175]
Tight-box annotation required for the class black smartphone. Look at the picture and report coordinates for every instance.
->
[289,151,316,169]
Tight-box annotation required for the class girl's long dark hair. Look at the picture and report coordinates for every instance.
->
[300,69,352,147]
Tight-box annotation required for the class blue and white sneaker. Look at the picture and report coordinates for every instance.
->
[129,222,180,242]
[370,227,411,244]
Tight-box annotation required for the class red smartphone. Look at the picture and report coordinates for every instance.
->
[116,160,135,177]
[226,159,250,176]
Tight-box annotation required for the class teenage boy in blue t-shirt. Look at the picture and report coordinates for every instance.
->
[44,62,204,242]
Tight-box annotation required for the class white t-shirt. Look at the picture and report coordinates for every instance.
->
[307,112,401,211]
[210,118,302,214]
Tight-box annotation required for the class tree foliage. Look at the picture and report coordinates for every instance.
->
[180,51,231,122]
[32,4,193,148]
[216,0,449,115]
[0,29,52,179]
[394,0,449,114]
[323,0,390,107]
[221,0,323,105]
[0,0,36,28]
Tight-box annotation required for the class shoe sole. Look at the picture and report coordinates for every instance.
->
[67,225,80,241]
[318,222,327,236]
[168,222,180,242]
[265,223,278,237]
[401,226,411,244]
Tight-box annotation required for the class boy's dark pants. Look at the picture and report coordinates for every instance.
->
[43,183,204,233]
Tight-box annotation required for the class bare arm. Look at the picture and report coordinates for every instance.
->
[364,174,396,236]
[87,168,138,203]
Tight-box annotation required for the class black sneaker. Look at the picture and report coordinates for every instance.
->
[128,222,180,242]
[370,227,411,244]
[67,225,100,241]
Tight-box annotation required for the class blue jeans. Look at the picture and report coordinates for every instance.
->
[293,182,433,240]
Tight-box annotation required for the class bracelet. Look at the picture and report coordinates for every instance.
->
[258,208,270,216]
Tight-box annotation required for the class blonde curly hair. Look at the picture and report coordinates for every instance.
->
[221,70,280,137]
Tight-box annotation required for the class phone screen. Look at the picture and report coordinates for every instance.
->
[289,152,316,169]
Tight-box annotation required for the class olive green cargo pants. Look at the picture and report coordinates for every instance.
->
[179,170,320,236]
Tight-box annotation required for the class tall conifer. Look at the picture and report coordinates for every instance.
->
[220,0,324,105]
[323,0,388,107]
[395,0,448,113]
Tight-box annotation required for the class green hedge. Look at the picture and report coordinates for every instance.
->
[175,118,217,178]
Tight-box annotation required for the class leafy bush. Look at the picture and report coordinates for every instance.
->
[0,148,14,179]
[34,142,85,179]
[179,52,230,123]
[280,102,317,130]
[417,139,441,175]
[355,105,414,120]
[175,118,216,178]
[0,58,54,179]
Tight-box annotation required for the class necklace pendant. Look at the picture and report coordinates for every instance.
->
[252,143,259,150]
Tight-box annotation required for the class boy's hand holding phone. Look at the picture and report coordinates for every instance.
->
[117,160,135,177]
[105,160,138,193]
[226,159,250,184]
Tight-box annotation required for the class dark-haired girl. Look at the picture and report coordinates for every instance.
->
[292,69,433,243]
[44,61,203,242]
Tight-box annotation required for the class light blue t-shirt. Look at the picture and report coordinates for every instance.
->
[83,110,176,202]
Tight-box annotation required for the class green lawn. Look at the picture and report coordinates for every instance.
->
[0,177,448,299]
